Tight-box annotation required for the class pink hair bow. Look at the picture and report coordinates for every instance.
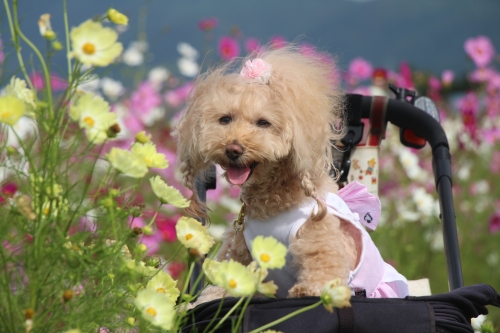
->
[240,58,272,84]
[338,181,381,230]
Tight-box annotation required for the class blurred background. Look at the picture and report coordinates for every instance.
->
[1,0,500,330]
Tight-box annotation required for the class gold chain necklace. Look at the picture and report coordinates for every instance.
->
[226,201,246,261]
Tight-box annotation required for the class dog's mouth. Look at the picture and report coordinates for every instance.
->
[226,162,258,186]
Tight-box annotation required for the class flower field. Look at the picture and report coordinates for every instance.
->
[0,2,499,332]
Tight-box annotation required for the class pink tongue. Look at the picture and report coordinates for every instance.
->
[227,166,252,185]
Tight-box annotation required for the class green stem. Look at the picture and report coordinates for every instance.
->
[207,297,246,333]
[2,0,35,92]
[201,295,226,333]
[146,204,163,227]
[247,300,323,333]
[12,0,54,119]
[63,0,72,81]
[234,293,253,331]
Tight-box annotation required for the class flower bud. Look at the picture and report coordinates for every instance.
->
[43,30,56,40]
[24,308,35,319]
[109,189,120,197]
[52,41,63,51]
[145,255,161,268]
[107,8,129,25]
[132,227,143,236]
[62,289,73,302]
[143,226,153,235]
[137,243,147,253]
[127,317,135,326]
[107,123,121,138]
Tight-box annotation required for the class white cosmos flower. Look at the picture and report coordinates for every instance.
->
[123,45,143,66]
[177,42,199,59]
[178,58,199,78]
[100,77,124,101]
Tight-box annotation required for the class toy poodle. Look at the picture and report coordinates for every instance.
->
[173,45,408,303]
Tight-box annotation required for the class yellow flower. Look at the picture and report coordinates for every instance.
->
[5,77,36,117]
[149,176,190,207]
[0,95,26,126]
[134,289,175,331]
[175,216,214,255]
[69,92,117,143]
[320,278,352,313]
[107,147,148,178]
[131,142,168,169]
[246,261,278,296]
[251,236,287,269]
[135,131,151,143]
[69,19,123,67]
[38,14,55,40]
[202,258,222,285]
[146,271,180,303]
[107,8,129,25]
[217,260,257,297]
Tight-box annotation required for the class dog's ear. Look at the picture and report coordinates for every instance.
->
[172,100,211,222]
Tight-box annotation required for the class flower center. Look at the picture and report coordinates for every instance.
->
[0,110,12,118]
[82,42,96,55]
[229,279,237,289]
[146,307,157,317]
[185,233,194,241]
[83,116,95,127]
[156,287,166,294]
[260,253,271,263]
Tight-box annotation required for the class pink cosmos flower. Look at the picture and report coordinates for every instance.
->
[490,151,500,174]
[198,17,218,31]
[486,96,500,119]
[270,35,286,49]
[441,70,454,86]
[486,72,500,95]
[469,67,495,83]
[489,210,500,233]
[464,35,496,68]
[29,72,68,92]
[0,182,17,204]
[244,38,261,54]
[458,91,479,142]
[218,36,240,61]
[164,82,193,108]
[240,58,272,84]
[399,62,414,88]
[0,37,4,64]
[348,57,373,81]
[428,76,442,91]
[166,261,185,279]
[156,215,179,242]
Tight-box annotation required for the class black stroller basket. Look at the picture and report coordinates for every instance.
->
[185,93,500,333]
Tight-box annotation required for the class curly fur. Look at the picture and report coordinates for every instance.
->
[173,44,359,300]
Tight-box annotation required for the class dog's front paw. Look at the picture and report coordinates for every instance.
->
[288,283,321,298]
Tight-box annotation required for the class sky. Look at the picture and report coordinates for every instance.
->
[1,0,499,80]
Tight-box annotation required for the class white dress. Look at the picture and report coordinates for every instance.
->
[242,182,409,299]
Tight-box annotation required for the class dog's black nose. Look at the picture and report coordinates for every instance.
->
[225,144,243,160]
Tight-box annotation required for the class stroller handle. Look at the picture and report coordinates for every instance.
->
[346,94,464,291]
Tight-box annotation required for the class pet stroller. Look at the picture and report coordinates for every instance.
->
[182,87,500,333]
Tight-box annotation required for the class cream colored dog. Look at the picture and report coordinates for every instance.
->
[173,45,363,302]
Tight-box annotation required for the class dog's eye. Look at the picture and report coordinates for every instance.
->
[256,119,271,127]
[219,116,232,125]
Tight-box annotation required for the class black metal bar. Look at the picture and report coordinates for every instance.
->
[189,164,217,295]
[350,94,464,290]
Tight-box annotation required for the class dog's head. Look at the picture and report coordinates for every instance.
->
[173,45,344,219]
